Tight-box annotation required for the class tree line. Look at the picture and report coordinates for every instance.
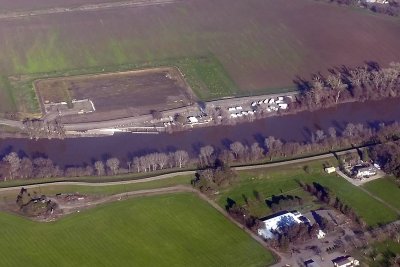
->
[293,62,400,111]
[319,0,400,17]
[1,119,400,181]
[300,181,367,228]
[370,140,400,177]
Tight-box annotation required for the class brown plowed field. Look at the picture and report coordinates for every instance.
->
[1,0,400,114]
[35,67,196,120]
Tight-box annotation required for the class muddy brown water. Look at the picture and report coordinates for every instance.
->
[0,98,399,167]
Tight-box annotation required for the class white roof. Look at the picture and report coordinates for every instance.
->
[188,116,198,123]
[278,103,288,109]
[258,211,302,239]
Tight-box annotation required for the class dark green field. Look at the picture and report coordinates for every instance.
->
[1,0,400,116]
[0,193,275,266]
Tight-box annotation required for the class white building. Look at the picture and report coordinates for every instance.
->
[257,211,302,239]
[278,103,288,110]
[317,229,326,239]
[366,0,389,3]
[325,167,336,174]
[188,116,198,123]
[332,256,359,267]
[356,167,376,178]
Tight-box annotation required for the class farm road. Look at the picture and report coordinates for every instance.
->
[0,119,23,129]
[0,0,178,20]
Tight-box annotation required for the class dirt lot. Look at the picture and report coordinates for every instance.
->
[35,67,196,121]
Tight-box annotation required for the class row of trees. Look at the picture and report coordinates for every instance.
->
[300,181,367,228]
[2,119,400,181]
[323,0,400,17]
[370,141,400,177]
[0,150,190,181]
[23,119,66,140]
[294,62,400,111]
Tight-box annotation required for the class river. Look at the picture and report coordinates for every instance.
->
[0,98,399,167]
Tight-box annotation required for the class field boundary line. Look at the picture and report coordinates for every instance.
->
[0,0,180,20]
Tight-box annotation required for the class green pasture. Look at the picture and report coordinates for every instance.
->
[217,159,399,227]
[0,193,275,267]
[363,177,400,211]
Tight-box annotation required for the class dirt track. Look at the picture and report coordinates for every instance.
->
[0,0,178,20]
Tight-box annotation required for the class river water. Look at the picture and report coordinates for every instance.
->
[0,98,399,167]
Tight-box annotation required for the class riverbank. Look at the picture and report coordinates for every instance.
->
[0,145,367,190]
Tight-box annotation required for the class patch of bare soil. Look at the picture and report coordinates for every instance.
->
[35,67,197,122]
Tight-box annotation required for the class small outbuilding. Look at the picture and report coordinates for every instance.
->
[188,116,199,123]
[317,229,326,239]
[325,167,336,174]
[332,256,359,267]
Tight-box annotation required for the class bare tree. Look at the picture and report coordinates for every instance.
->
[199,145,214,166]
[19,158,33,179]
[3,152,21,180]
[157,153,169,169]
[265,136,283,159]
[106,158,120,175]
[343,123,356,137]
[327,74,347,103]
[315,130,326,142]
[174,150,189,168]
[94,161,105,176]
[328,127,337,139]
[132,157,141,173]
[230,141,245,159]
[250,142,264,160]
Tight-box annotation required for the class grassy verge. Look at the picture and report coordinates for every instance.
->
[0,175,192,201]
[363,177,400,210]
[0,193,275,267]
[216,159,399,227]
[176,56,239,100]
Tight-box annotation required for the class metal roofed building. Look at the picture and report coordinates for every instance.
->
[257,210,302,239]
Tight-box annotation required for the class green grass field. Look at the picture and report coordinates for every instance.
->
[359,240,400,267]
[216,159,399,226]
[363,177,400,210]
[0,193,275,266]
